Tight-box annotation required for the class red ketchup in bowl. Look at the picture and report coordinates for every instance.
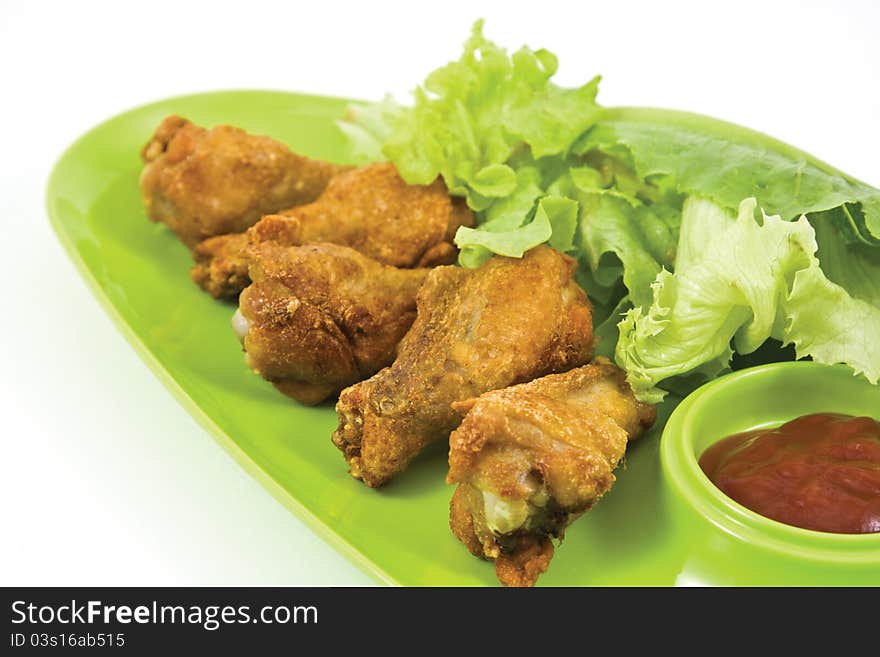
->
[699,413,880,534]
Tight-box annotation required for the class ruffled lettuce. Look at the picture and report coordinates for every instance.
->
[337,95,406,163]
[580,109,880,244]
[341,20,603,260]
[616,198,880,402]
[455,195,578,268]
[338,22,880,399]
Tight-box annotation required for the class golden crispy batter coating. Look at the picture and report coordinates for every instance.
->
[140,115,344,248]
[450,484,554,586]
[332,246,595,488]
[446,359,656,586]
[189,162,473,298]
[252,163,473,267]
[191,233,251,299]
[236,242,429,405]
[493,536,554,588]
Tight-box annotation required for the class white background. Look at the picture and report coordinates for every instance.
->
[1,0,877,585]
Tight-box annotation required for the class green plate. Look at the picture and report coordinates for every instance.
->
[47,90,875,586]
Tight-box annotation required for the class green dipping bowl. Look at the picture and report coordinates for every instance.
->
[661,362,880,586]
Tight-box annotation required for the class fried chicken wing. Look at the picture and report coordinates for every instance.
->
[332,246,594,488]
[191,232,251,299]
[447,359,656,586]
[140,115,344,248]
[234,242,429,405]
[190,162,473,298]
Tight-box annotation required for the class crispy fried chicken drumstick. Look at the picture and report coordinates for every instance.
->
[447,359,656,587]
[332,246,595,488]
[191,162,473,298]
[234,242,429,405]
[191,233,251,299]
[140,115,345,248]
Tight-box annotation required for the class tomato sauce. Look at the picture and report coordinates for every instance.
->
[699,413,880,534]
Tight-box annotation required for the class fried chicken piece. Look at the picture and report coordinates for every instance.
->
[191,233,251,299]
[332,246,595,488]
[140,115,344,248]
[234,242,429,405]
[190,162,473,298]
[447,359,656,586]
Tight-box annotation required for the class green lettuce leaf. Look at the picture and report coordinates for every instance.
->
[455,195,578,267]
[336,95,406,163]
[341,21,603,262]
[811,208,880,308]
[576,190,678,308]
[584,108,880,243]
[616,197,880,402]
[338,24,880,398]
[786,265,880,380]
